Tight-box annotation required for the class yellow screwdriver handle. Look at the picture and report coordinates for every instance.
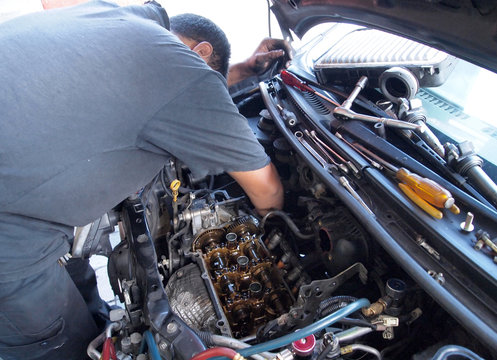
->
[396,168,454,209]
[399,183,443,219]
[170,179,181,202]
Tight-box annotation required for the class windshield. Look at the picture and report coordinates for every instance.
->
[422,60,497,173]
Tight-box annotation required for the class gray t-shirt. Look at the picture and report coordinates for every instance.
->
[0,1,269,281]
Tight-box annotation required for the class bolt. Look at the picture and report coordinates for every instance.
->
[158,341,168,351]
[166,322,178,334]
[476,230,497,253]
[460,212,475,232]
[435,273,445,285]
[474,239,485,251]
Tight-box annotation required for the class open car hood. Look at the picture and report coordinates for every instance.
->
[270,0,497,73]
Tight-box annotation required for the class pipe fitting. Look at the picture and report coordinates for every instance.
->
[379,67,419,103]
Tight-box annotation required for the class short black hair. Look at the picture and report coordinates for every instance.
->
[170,13,231,78]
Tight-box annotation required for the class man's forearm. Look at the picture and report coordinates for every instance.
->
[227,62,254,87]
[229,162,284,216]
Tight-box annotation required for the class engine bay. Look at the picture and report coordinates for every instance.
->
[85,23,497,360]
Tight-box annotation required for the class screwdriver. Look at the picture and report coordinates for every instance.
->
[280,70,341,107]
[351,142,460,219]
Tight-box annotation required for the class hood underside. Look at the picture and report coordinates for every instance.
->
[270,0,497,74]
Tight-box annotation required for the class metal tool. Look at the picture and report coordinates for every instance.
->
[333,76,424,132]
[303,129,349,174]
[276,104,298,127]
[295,131,374,216]
[335,132,383,171]
[350,142,460,219]
[416,235,440,260]
[398,98,445,158]
[339,176,375,216]
[307,130,360,176]
[295,131,334,171]
[341,76,368,110]
[281,70,341,107]
[334,104,424,131]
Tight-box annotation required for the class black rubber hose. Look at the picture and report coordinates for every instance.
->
[194,331,214,347]
[260,210,314,240]
[319,296,358,313]
[336,317,376,330]
[316,342,335,360]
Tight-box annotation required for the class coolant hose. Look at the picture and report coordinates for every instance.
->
[210,335,275,360]
[238,298,370,357]
[431,345,484,360]
[140,330,162,360]
[190,347,238,360]
[260,210,314,240]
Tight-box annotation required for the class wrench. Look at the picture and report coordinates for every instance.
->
[333,76,424,132]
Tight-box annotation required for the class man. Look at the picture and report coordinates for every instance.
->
[0,1,285,359]
[169,12,292,87]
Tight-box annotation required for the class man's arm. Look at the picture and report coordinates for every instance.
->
[227,38,293,87]
[229,162,284,216]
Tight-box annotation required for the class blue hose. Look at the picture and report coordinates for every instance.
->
[236,298,370,357]
[431,345,484,360]
[140,330,162,360]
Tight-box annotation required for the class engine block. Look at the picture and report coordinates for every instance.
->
[192,217,293,338]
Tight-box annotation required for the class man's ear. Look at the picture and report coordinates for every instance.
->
[192,41,213,62]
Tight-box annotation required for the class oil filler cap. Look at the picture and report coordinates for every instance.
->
[292,334,316,357]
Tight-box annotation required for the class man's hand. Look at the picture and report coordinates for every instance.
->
[229,162,284,216]
[227,38,292,87]
[244,38,292,75]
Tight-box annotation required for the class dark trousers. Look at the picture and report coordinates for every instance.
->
[0,259,106,360]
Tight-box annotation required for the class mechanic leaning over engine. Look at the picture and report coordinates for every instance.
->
[0,1,289,359]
